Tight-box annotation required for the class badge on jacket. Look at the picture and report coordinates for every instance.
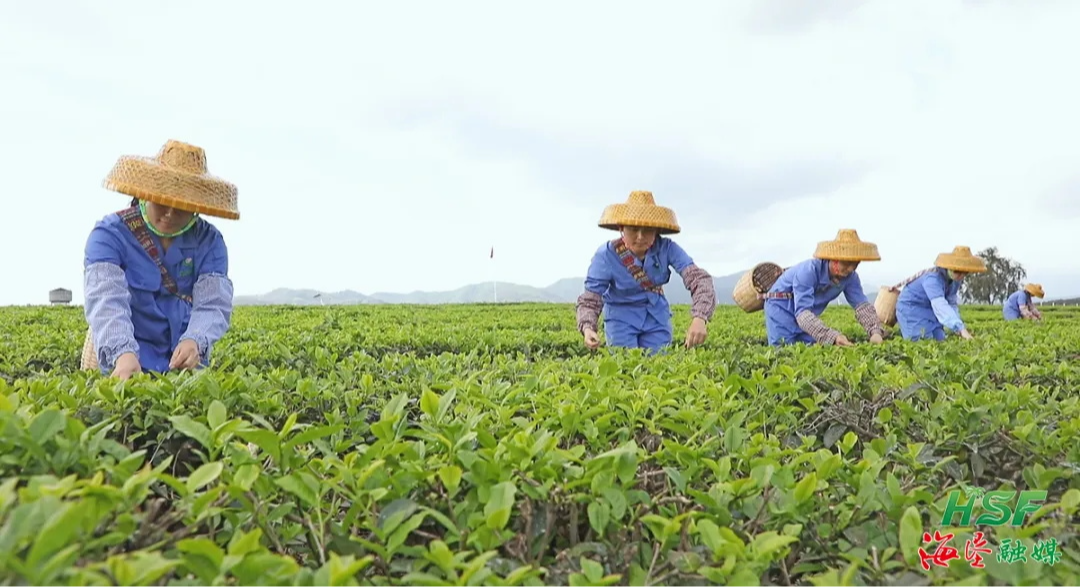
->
[179,257,194,277]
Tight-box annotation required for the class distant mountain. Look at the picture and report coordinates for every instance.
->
[241,277,1054,306]
[245,259,1080,307]
[369,282,564,304]
[234,288,381,306]
[234,270,881,306]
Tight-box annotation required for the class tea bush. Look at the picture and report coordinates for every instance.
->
[1,303,1077,585]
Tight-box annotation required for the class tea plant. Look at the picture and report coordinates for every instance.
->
[0,303,1077,585]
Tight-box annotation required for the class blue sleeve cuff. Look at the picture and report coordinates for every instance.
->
[84,262,139,370]
[178,273,234,359]
[930,297,965,332]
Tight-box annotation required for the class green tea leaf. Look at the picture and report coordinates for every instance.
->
[484,481,517,530]
[899,505,922,566]
[793,472,817,504]
[186,461,224,493]
[207,400,227,430]
[28,409,66,445]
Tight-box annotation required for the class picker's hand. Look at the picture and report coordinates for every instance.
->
[960,329,975,340]
[112,352,142,380]
[684,317,708,348]
[170,339,201,370]
[583,328,602,350]
[869,332,884,345]
[834,334,854,347]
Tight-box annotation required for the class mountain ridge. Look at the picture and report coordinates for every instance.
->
[235,271,1080,307]
[234,271,887,306]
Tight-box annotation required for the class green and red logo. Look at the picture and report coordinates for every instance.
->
[920,487,1061,570]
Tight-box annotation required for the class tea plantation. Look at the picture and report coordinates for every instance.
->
[1,303,1078,585]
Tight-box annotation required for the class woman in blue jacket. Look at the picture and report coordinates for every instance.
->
[575,190,716,353]
[1003,283,1044,321]
[763,229,886,346]
[895,246,986,341]
[81,139,240,379]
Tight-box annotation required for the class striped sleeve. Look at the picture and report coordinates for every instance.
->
[178,273,234,360]
[679,264,716,322]
[84,262,139,371]
[576,291,603,333]
[796,310,841,344]
[854,302,884,337]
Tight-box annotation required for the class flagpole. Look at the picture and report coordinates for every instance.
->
[491,246,497,303]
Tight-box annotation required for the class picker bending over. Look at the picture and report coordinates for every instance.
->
[81,139,239,379]
[895,246,986,341]
[1003,284,1044,321]
[575,190,716,353]
[763,229,885,347]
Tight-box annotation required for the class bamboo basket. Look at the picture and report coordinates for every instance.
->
[874,268,936,327]
[80,327,99,371]
[875,286,900,326]
[732,262,784,313]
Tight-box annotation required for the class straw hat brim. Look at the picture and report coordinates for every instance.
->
[104,156,240,220]
[598,203,680,234]
[1025,284,1044,298]
[934,253,987,273]
[812,242,881,262]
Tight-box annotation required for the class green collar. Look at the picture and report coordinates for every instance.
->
[139,200,197,238]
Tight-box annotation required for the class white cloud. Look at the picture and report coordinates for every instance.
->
[1,0,1078,306]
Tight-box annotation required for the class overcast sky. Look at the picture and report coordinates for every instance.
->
[2,0,1079,306]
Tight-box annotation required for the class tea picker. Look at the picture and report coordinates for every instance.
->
[1003,284,1044,321]
[737,229,886,347]
[82,139,239,379]
[889,246,987,341]
[574,190,717,354]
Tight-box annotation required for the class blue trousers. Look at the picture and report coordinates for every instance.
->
[764,303,816,346]
[605,313,672,354]
[896,303,946,341]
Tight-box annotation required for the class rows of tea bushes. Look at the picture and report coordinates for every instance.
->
[1,303,1078,585]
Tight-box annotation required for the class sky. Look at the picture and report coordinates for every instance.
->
[2,0,1079,306]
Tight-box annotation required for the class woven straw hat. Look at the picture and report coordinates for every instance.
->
[598,190,680,234]
[103,140,239,220]
[934,246,987,273]
[1025,283,1045,298]
[812,229,881,262]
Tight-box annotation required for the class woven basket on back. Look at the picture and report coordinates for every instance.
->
[874,287,900,326]
[80,327,99,371]
[874,267,939,326]
[733,262,785,313]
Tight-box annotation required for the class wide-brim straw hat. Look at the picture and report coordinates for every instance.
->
[934,246,987,273]
[598,190,680,234]
[103,139,240,220]
[812,229,881,262]
[1025,283,1045,298]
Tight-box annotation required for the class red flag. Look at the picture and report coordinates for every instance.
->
[490,246,494,259]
